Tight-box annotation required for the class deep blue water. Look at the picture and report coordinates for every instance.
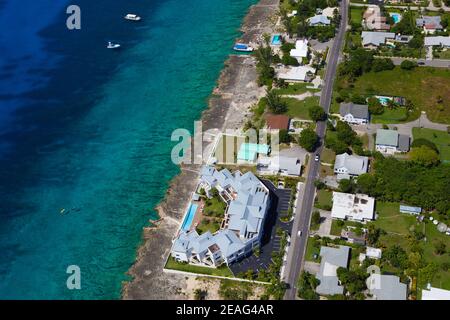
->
[0,0,256,299]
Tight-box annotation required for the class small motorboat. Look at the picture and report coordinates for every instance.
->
[233,43,253,52]
[124,13,141,21]
[107,41,121,49]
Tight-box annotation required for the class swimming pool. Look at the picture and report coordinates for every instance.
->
[389,13,401,24]
[181,202,198,231]
[376,96,392,106]
[271,34,281,45]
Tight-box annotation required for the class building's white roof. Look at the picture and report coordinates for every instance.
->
[424,36,450,47]
[367,274,407,300]
[278,66,316,82]
[290,39,309,58]
[366,247,382,259]
[334,153,369,176]
[422,286,450,300]
[309,14,331,26]
[316,246,350,296]
[322,7,338,18]
[258,155,301,176]
[331,192,375,221]
[361,31,395,47]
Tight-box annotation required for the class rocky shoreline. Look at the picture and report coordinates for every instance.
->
[121,0,279,300]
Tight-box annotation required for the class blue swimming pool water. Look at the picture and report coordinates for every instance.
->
[181,203,198,231]
[390,13,401,24]
[271,35,281,45]
[377,96,391,105]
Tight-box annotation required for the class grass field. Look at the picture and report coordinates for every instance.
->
[283,96,320,120]
[315,189,333,210]
[371,107,409,124]
[412,128,450,162]
[338,66,450,124]
[321,148,336,164]
[330,219,364,236]
[165,256,234,277]
[273,83,319,95]
[349,6,364,25]
[305,237,321,262]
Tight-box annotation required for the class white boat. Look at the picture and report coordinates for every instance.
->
[233,43,253,52]
[107,41,121,49]
[124,13,141,21]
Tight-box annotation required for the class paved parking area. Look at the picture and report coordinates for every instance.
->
[229,180,293,275]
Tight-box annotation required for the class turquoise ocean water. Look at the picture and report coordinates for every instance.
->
[0,0,256,299]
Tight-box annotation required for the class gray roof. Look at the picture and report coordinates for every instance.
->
[361,31,395,47]
[316,246,350,296]
[334,153,369,176]
[339,103,369,119]
[376,129,398,147]
[425,36,450,47]
[416,16,442,29]
[398,134,410,152]
[368,274,407,300]
[279,156,301,175]
[309,14,331,26]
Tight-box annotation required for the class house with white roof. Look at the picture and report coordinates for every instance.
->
[367,274,407,300]
[308,14,331,26]
[375,129,410,154]
[331,192,375,221]
[277,65,316,82]
[424,36,450,48]
[257,155,302,176]
[334,153,369,180]
[361,31,396,49]
[422,285,450,300]
[339,102,369,124]
[171,166,270,267]
[416,16,443,34]
[316,245,350,296]
[322,7,338,18]
[290,39,309,60]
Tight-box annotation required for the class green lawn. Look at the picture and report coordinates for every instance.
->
[371,202,417,236]
[330,219,364,236]
[283,96,320,120]
[273,83,319,95]
[349,6,364,25]
[315,189,333,210]
[305,237,321,262]
[321,148,336,164]
[165,256,234,277]
[412,128,450,162]
[338,66,450,124]
[371,107,409,124]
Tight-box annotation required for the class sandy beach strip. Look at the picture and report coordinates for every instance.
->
[121,0,279,300]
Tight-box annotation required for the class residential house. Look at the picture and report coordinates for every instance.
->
[339,102,369,124]
[363,6,390,31]
[172,166,271,267]
[322,7,339,19]
[277,65,316,82]
[399,205,422,215]
[422,285,450,300]
[308,14,331,26]
[424,36,450,48]
[361,31,396,49]
[416,16,443,34]
[265,114,290,131]
[375,129,410,154]
[367,274,407,300]
[257,155,302,176]
[290,39,309,60]
[366,247,382,259]
[316,245,351,296]
[331,192,375,221]
[333,152,369,180]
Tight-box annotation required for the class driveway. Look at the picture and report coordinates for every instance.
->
[310,209,333,237]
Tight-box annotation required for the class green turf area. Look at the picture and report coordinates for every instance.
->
[330,220,364,236]
[273,83,319,95]
[165,256,234,277]
[349,6,364,25]
[315,189,333,210]
[371,107,409,124]
[372,202,417,236]
[337,66,450,124]
[321,148,336,164]
[422,223,450,289]
[412,128,450,162]
[283,96,320,120]
[305,237,321,262]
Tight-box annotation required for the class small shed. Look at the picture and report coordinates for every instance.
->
[400,205,422,215]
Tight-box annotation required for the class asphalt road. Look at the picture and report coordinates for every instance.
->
[283,0,348,300]
[389,57,450,69]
